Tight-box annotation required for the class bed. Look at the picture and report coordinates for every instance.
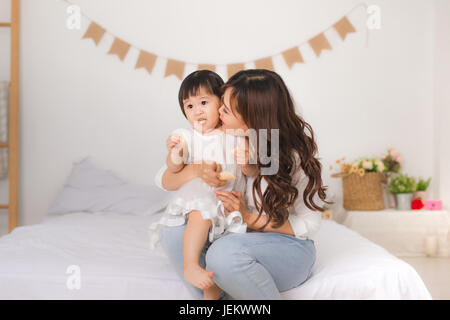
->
[0,157,432,299]
[0,210,432,300]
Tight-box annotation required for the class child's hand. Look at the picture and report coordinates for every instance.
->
[166,135,183,152]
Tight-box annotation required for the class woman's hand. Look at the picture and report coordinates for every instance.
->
[215,191,249,220]
[194,161,227,188]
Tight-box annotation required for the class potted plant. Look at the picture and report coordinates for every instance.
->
[388,173,417,210]
[413,177,431,201]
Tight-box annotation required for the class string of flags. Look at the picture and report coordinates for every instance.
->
[66,1,368,80]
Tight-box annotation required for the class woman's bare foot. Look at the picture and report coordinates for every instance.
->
[184,263,214,290]
[204,283,222,300]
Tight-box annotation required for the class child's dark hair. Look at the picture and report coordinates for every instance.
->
[178,70,224,117]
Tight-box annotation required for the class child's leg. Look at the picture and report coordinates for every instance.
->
[183,210,215,290]
[203,283,223,300]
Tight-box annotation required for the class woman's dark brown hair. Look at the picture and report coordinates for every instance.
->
[223,69,332,230]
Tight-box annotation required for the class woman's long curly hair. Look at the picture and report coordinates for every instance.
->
[223,69,332,230]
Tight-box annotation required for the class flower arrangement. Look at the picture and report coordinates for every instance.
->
[388,173,417,194]
[416,177,431,191]
[331,156,385,177]
[382,148,402,174]
[330,156,386,210]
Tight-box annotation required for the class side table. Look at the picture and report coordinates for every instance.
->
[342,209,450,257]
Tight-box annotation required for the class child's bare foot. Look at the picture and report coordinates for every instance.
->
[204,283,222,300]
[184,263,214,290]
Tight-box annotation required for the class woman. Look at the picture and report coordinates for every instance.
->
[156,69,331,299]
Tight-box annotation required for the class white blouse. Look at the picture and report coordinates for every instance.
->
[244,167,322,240]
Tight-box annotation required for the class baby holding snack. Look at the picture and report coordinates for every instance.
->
[150,70,253,299]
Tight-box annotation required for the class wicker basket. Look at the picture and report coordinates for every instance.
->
[332,171,385,211]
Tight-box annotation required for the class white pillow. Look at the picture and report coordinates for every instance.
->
[48,156,170,216]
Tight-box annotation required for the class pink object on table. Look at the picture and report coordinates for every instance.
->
[424,200,442,210]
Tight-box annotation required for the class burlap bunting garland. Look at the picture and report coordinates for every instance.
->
[108,37,130,61]
[165,59,185,80]
[282,47,304,69]
[135,51,157,74]
[334,16,356,40]
[81,12,358,80]
[82,22,105,46]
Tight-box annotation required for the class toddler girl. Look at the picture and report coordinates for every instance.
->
[149,70,248,299]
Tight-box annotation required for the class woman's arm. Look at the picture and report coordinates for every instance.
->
[162,163,198,190]
[215,191,295,236]
[244,211,295,235]
[161,161,228,191]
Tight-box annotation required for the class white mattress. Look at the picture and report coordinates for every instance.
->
[0,212,432,300]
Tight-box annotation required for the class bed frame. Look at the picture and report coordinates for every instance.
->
[0,0,19,233]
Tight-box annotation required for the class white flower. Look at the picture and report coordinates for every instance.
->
[375,160,384,172]
[362,160,373,170]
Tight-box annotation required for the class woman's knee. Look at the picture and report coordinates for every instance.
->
[205,234,253,274]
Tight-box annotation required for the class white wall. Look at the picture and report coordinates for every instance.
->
[0,0,444,227]
[434,0,450,209]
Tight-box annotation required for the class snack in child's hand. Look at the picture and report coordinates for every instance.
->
[219,171,235,181]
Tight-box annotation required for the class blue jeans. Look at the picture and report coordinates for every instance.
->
[160,222,316,300]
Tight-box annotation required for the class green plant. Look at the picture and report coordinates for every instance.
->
[388,173,417,194]
[416,177,431,191]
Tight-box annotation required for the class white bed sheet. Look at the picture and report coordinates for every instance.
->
[0,212,432,300]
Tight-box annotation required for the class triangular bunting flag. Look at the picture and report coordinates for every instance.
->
[333,16,356,41]
[198,64,216,72]
[254,57,274,71]
[309,33,332,57]
[282,47,304,69]
[108,37,131,61]
[135,50,157,74]
[227,63,245,79]
[82,22,106,46]
[165,59,185,80]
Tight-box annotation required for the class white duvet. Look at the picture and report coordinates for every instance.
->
[0,212,432,300]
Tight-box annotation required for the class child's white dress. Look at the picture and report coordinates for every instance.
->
[149,128,247,248]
